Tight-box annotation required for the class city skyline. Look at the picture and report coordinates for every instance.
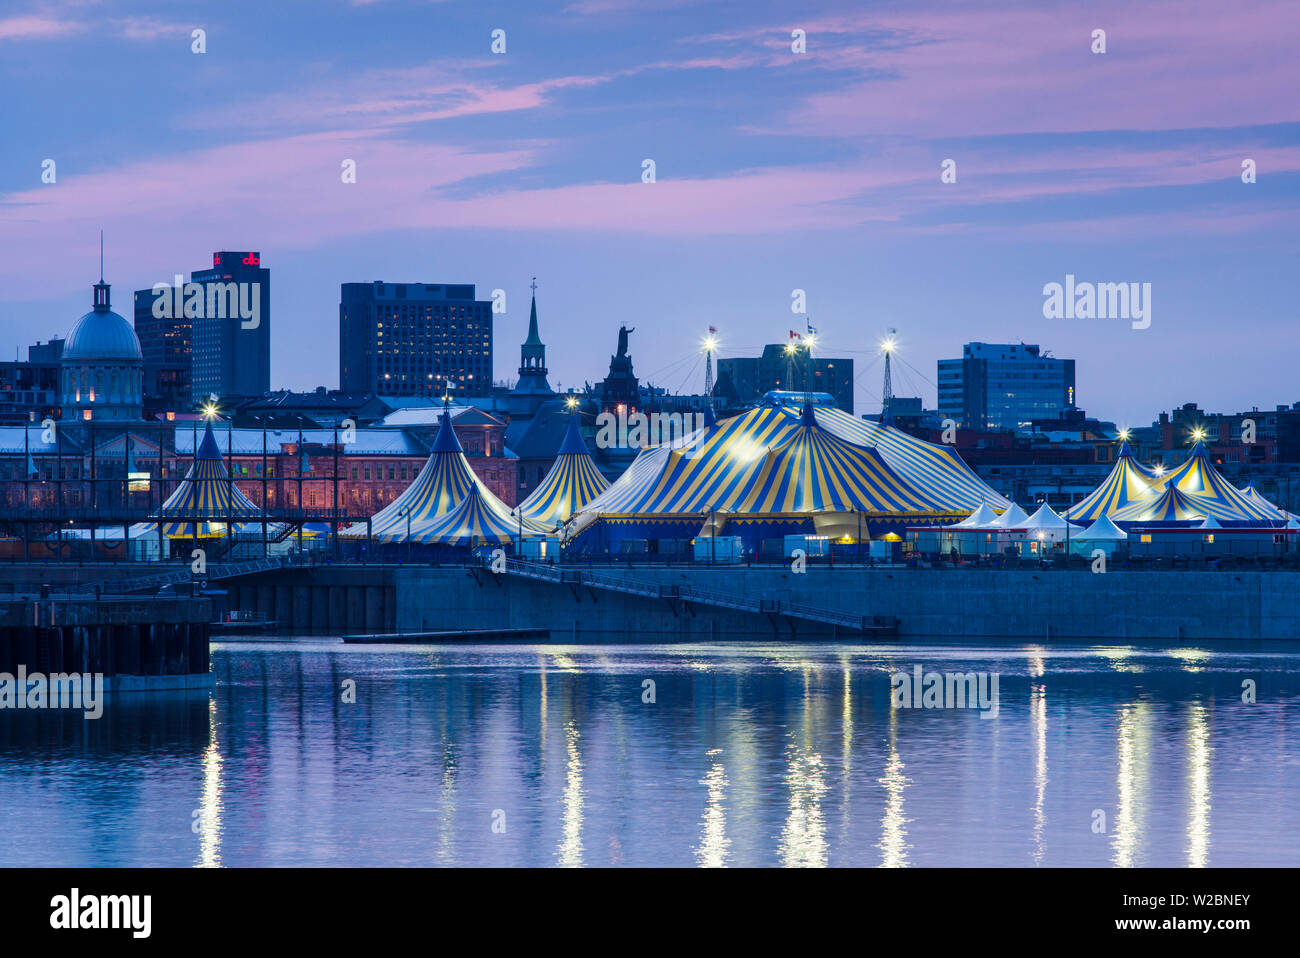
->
[1,0,1297,426]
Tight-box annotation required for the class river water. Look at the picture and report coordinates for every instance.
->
[1,639,1296,867]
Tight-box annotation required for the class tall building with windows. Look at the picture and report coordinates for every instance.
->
[717,345,853,414]
[188,251,271,404]
[133,287,193,415]
[937,342,1075,431]
[339,281,493,398]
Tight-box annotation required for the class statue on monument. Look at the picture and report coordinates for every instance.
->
[616,325,635,359]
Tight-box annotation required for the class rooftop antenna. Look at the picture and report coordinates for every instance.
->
[99,230,104,282]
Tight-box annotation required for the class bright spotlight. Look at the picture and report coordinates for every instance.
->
[702,336,717,352]
[1118,428,1131,440]
[202,403,219,420]
[881,338,897,353]
[565,395,579,409]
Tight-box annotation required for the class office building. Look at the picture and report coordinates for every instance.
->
[937,342,1075,431]
[189,251,271,403]
[339,281,493,398]
[717,345,853,414]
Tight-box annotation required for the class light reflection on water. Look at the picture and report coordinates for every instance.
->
[0,639,1297,867]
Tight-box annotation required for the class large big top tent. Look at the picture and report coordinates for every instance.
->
[517,417,609,528]
[569,401,1010,548]
[153,420,263,537]
[340,404,534,544]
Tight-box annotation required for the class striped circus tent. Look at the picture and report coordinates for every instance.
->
[412,485,546,546]
[340,405,511,542]
[154,420,262,537]
[1064,441,1156,521]
[1240,481,1294,520]
[733,405,940,514]
[517,418,609,528]
[1158,441,1280,522]
[1112,485,1217,523]
[570,402,998,546]
[792,404,1011,511]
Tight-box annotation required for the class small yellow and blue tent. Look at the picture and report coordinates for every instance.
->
[1064,441,1156,521]
[1157,441,1279,522]
[1112,484,1215,523]
[517,417,609,528]
[412,485,546,546]
[1240,481,1294,520]
[153,420,262,537]
[340,404,515,543]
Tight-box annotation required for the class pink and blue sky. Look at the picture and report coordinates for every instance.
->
[1,0,1297,424]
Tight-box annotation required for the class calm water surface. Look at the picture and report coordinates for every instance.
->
[1,639,1297,867]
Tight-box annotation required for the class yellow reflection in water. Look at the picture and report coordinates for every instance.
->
[779,740,828,867]
[878,707,910,867]
[1032,683,1048,866]
[695,748,729,867]
[196,697,222,868]
[1112,702,1150,867]
[558,722,584,867]
[1102,647,1144,674]
[1169,647,1211,673]
[1186,702,1212,867]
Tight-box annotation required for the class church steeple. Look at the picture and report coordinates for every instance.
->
[519,277,547,377]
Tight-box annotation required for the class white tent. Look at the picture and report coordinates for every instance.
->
[1076,513,1128,541]
[948,503,999,529]
[1020,503,1084,539]
[988,503,1030,528]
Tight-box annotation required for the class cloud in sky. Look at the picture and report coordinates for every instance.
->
[1,0,1297,420]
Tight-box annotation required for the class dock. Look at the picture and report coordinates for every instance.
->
[341,627,551,644]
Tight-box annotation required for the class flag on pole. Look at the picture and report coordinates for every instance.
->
[788,330,801,341]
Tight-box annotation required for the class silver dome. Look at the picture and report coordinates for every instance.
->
[63,306,143,362]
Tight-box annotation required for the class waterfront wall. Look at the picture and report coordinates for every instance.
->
[27,561,1299,641]
[389,566,1300,641]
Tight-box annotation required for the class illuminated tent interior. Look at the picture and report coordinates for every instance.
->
[517,417,609,530]
[569,401,1010,550]
[340,404,520,544]
[152,420,263,537]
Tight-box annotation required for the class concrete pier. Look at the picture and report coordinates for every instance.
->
[0,595,213,690]
[214,563,1300,641]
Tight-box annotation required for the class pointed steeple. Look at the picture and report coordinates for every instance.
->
[1117,439,1134,459]
[511,277,553,412]
[524,282,543,347]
